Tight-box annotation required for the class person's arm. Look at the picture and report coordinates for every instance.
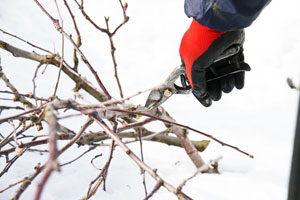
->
[184,0,271,32]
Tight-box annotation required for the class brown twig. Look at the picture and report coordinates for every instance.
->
[112,0,129,36]
[176,156,222,193]
[0,179,24,193]
[0,105,24,111]
[60,145,97,167]
[107,107,254,158]
[0,90,49,102]
[109,0,129,98]
[52,0,65,97]
[0,122,21,150]
[74,0,107,33]
[57,118,93,155]
[84,140,115,199]
[0,123,34,150]
[63,0,82,71]
[117,117,155,132]
[32,63,43,106]
[104,17,124,98]
[138,128,148,196]
[74,0,129,98]
[0,28,53,54]
[0,148,27,177]
[33,0,112,99]
[144,180,163,200]
[0,106,44,124]
[90,153,103,171]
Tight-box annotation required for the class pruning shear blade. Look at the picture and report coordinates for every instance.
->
[145,65,192,109]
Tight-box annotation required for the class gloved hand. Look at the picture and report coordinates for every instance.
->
[179,19,250,107]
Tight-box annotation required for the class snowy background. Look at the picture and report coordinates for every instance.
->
[0,0,300,199]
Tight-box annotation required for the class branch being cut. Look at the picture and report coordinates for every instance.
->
[105,106,254,158]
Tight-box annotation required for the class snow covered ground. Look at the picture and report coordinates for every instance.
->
[0,0,300,199]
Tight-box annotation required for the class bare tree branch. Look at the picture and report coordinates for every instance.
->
[0,40,109,102]
[0,28,53,54]
[0,1,252,198]
[92,113,193,200]
[63,0,82,71]
[33,0,112,99]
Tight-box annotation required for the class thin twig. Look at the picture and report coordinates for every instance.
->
[84,140,115,199]
[63,0,81,71]
[52,0,65,97]
[104,17,124,98]
[75,0,130,98]
[176,156,222,193]
[0,123,21,150]
[0,105,44,124]
[57,118,93,155]
[92,113,193,200]
[0,106,24,111]
[60,145,97,167]
[0,28,54,54]
[32,63,43,106]
[8,120,19,146]
[0,123,34,150]
[90,153,103,171]
[107,107,254,158]
[144,180,163,200]
[0,148,27,178]
[73,0,107,33]
[138,128,148,197]
[0,90,49,102]
[0,179,24,193]
[33,0,112,99]
[117,117,155,133]
[101,87,152,106]
[111,0,129,36]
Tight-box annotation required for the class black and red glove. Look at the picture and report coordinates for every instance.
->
[179,19,250,107]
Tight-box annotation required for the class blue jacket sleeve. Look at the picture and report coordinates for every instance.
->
[184,0,271,32]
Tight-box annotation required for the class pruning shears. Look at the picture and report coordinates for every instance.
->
[145,46,251,109]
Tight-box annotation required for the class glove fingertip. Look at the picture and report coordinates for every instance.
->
[192,91,212,107]
[201,98,212,107]
[235,72,245,90]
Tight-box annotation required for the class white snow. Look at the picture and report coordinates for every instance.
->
[0,0,300,199]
